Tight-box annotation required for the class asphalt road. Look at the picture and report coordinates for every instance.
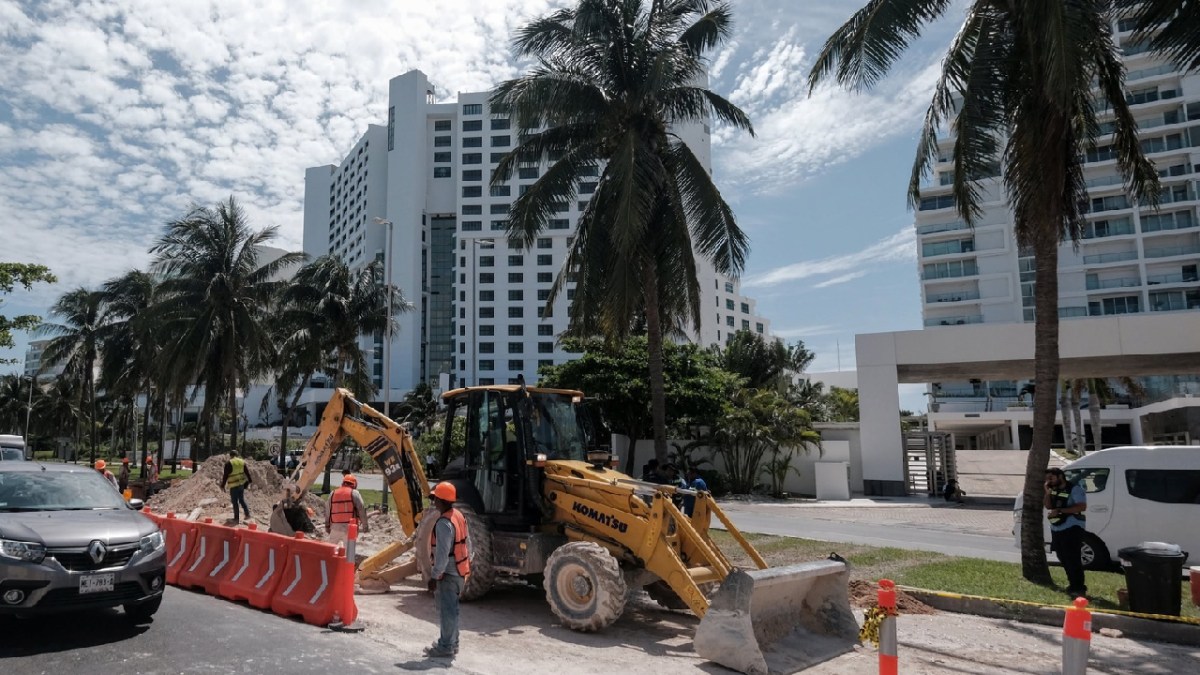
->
[0,588,404,674]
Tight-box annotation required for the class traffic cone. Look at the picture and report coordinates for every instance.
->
[878,579,898,675]
[329,521,363,632]
[1062,597,1091,675]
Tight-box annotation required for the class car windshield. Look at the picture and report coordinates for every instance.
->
[0,470,127,511]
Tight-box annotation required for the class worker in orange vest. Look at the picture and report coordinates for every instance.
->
[326,472,369,552]
[94,459,120,491]
[424,481,471,659]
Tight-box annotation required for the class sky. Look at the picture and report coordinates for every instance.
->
[0,0,964,412]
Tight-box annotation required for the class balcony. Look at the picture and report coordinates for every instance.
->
[917,221,971,235]
[922,239,975,257]
[1082,250,1139,264]
[1084,174,1125,189]
[924,314,985,327]
[926,290,981,303]
[1145,243,1200,259]
[1086,276,1140,290]
[1141,211,1196,233]
[1125,64,1177,83]
[1147,272,1200,285]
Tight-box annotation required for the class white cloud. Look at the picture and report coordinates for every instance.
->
[772,324,841,339]
[745,227,917,288]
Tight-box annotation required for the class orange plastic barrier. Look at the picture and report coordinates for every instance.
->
[217,523,291,608]
[140,507,163,526]
[176,519,244,595]
[159,512,198,586]
[270,533,346,626]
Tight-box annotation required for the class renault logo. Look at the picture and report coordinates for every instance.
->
[88,541,107,564]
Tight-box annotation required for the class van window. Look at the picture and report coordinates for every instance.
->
[1064,468,1110,493]
[1125,469,1200,504]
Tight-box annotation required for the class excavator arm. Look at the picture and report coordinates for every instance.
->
[269,388,432,589]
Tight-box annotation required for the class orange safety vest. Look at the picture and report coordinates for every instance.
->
[429,508,471,578]
[329,486,357,524]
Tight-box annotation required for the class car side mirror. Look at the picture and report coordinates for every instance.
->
[128,498,145,511]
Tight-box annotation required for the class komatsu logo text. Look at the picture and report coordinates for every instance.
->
[572,502,628,533]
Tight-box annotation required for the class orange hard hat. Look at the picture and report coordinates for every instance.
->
[431,481,456,502]
[342,474,358,487]
[122,457,130,464]
[94,459,107,471]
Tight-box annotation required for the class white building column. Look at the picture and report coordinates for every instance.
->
[855,333,906,496]
[1010,418,1021,450]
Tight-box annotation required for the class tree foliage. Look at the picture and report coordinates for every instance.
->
[713,388,820,495]
[716,329,814,391]
[0,263,57,364]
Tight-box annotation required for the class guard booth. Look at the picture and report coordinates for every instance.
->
[904,432,955,497]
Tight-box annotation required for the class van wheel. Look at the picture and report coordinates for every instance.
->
[1080,534,1112,571]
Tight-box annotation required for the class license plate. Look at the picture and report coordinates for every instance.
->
[80,573,115,594]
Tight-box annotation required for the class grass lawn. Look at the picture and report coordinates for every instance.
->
[710,531,1199,619]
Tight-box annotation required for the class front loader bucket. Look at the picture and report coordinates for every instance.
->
[694,560,858,675]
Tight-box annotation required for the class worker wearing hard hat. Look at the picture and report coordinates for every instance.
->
[424,481,471,660]
[117,457,131,493]
[94,459,120,491]
[327,470,369,553]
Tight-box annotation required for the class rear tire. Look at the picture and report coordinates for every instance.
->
[544,542,627,632]
[123,595,162,624]
[1080,533,1112,571]
[413,504,494,600]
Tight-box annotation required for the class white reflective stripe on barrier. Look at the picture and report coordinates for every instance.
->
[168,532,189,567]
[254,550,276,590]
[230,543,251,582]
[210,540,231,577]
[309,560,328,604]
[187,537,207,572]
[282,554,302,596]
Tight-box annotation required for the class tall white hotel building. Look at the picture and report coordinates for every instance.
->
[302,70,770,397]
[914,14,1200,448]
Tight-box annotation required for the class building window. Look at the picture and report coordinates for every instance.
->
[479,325,494,336]
[537,289,550,301]
[549,203,569,213]
[490,203,510,215]
[756,322,764,334]
[538,359,553,368]
[490,118,510,130]
[490,185,511,197]
[549,219,569,230]
[479,360,494,371]
[479,307,494,319]
[537,272,552,283]
[724,281,734,293]
[725,299,735,310]
[478,273,493,284]
[538,306,553,318]
[567,288,575,300]
[434,135,451,147]
[579,182,597,194]
[462,170,482,182]
[434,120,451,131]
[538,325,554,336]
[537,238,552,249]
[434,152,451,163]
[463,186,482,198]
[433,167,452,178]
[506,359,523,371]
[479,256,494,267]
[508,272,523,283]
[519,167,538,180]
[507,342,523,354]
[462,153,482,165]
[491,220,507,231]
[462,221,482,231]
[741,302,750,314]
[388,106,395,150]
[508,306,524,318]
[725,315,734,327]
[491,135,511,147]
[486,152,503,164]
[463,120,482,132]
[508,289,523,301]
[508,325,524,336]
[579,165,598,176]
[462,137,483,149]
[538,342,554,354]
[462,204,482,215]
[508,255,524,266]
[479,342,494,353]
[537,254,552,266]
[742,319,750,330]
[479,290,494,302]
[463,103,483,115]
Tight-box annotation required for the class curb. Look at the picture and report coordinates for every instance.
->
[900,586,1200,648]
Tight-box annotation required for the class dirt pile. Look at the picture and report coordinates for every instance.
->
[147,454,326,526]
[848,579,937,615]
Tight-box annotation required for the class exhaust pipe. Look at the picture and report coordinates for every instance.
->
[694,560,859,675]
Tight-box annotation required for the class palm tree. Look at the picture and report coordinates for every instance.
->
[1134,0,1200,71]
[717,330,815,391]
[38,287,107,463]
[150,197,304,458]
[99,270,163,470]
[491,0,754,465]
[808,1,1159,583]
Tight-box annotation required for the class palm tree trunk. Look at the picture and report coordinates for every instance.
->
[157,394,168,469]
[141,388,153,464]
[229,381,239,454]
[171,399,183,471]
[1021,240,1059,584]
[88,367,97,464]
[1071,381,1084,454]
[1059,382,1073,455]
[641,265,669,465]
[1088,380,1103,454]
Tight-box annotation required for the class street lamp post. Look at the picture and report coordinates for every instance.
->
[374,217,395,513]
[470,238,495,386]
[24,374,34,459]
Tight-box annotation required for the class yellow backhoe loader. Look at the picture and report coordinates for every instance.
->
[273,385,857,675]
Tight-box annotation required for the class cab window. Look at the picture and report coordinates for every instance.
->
[1064,468,1110,493]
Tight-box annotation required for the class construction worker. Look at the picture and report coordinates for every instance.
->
[144,454,159,497]
[94,459,120,491]
[1045,467,1088,599]
[326,471,369,552]
[117,457,131,493]
[425,481,470,659]
[219,450,254,524]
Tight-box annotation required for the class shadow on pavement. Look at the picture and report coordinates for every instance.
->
[0,609,151,657]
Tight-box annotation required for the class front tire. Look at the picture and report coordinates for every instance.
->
[544,541,627,632]
[417,504,496,601]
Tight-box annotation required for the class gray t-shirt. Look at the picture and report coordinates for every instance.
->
[431,517,461,578]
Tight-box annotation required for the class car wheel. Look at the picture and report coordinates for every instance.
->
[1080,534,1112,571]
[124,595,163,624]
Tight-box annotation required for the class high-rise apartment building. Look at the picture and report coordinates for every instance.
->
[913,16,1200,447]
[302,70,770,397]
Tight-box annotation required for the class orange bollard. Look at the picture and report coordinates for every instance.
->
[1062,597,1091,675]
[878,579,898,675]
[330,521,362,631]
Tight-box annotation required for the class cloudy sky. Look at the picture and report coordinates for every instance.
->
[0,0,962,410]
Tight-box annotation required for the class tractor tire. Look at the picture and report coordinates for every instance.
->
[644,580,714,612]
[544,542,627,632]
[414,504,495,601]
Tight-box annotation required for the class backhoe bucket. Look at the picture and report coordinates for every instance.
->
[694,560,858,675]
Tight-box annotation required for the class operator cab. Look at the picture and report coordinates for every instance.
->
[437,384,604,529]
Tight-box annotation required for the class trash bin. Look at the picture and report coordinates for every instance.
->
[1118,542,1189,616]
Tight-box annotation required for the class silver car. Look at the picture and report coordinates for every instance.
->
[0,462,166,621]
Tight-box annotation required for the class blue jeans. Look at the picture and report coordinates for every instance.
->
[230,486,250,521]
[435,574,464,651]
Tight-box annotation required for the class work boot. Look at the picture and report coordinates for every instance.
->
[423,645,455,659]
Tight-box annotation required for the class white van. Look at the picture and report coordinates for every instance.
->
[1013,446,1200,568]
[0,434,26,461]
